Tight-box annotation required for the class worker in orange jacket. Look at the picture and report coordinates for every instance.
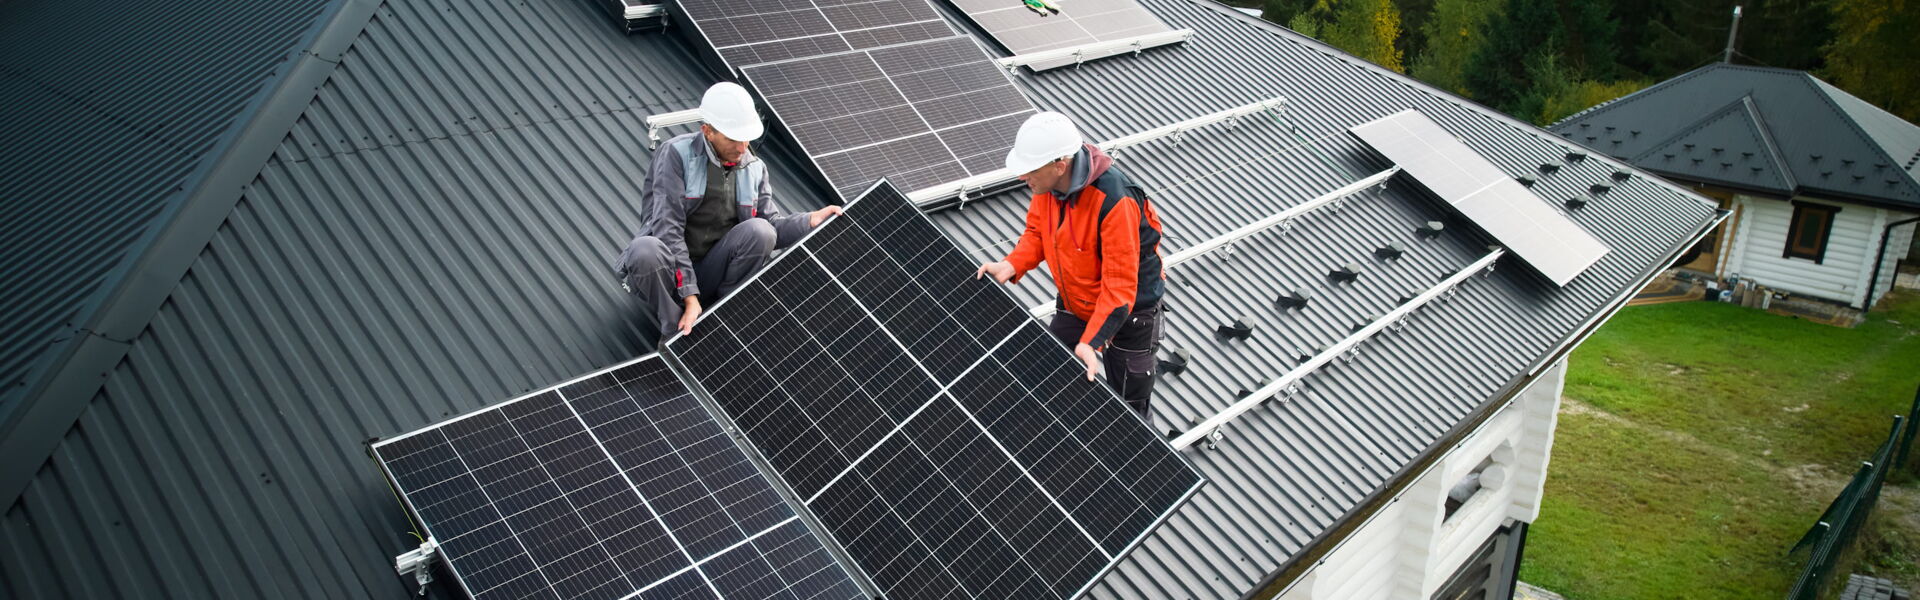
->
[976,112,1167,420]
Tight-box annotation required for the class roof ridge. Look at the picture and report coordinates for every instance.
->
[1738,95,1799,189]
[1627,95,1793,192]
[1551,63,1720,128]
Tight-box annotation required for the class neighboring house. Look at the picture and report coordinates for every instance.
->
[1551,63,1920,309]
[0,1,1717,600]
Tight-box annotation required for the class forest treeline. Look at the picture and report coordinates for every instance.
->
[1242,0,1918,126]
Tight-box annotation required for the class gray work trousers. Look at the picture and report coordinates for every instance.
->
[617,218,777,337]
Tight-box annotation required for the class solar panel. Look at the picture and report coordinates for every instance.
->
[1349,109,1610,286]
[679,0,956,68]
[945,0,1176,70]
[665,180,1202,599]
[743,35,1037,199]
[373,355,864,600]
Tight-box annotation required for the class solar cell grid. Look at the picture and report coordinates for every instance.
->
[679,0,951,69]
[374,356,864,600]
[662,181,1200,599]
[743,35,1037,199]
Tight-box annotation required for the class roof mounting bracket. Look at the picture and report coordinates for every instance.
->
[643,108,702,149]
[994,29,1196,71]
[393,538,439,596]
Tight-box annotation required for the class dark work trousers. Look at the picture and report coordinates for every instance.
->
[617,218,777,338]
[1047,302,1162,423]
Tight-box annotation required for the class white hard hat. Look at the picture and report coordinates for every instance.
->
[698,82,764,142]
[1004,111,1083,174]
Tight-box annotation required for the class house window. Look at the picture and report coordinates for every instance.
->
[1783,202,1839,263]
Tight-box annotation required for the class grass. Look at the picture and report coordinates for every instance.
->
[1520,292,1920,599]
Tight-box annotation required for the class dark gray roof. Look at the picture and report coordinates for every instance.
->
[0,0,338,435]
[0,0,1717,599]
[1550,63,1920,209]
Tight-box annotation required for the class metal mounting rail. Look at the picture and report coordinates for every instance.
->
[994,29,1197,71]
[908,96,1286,206]
[1025,166,1400,317]
[1167,249,1506,450]
[627,4,665,19]
[644,108,702,148]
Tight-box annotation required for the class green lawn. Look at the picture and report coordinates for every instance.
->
[1521,293,1920,599]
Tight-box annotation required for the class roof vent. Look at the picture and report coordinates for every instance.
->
[1328,264,1362,283]
[1590,183,1612,194]
[1415,221,1445,239]
[1218,318,1254,340]
[1539,163,1561,173]
[1276,288,1312,310]
[1565,197,1588,209]
[1516,175,1537,187]
[1375,242,1408,260]
[1566,151,1588,162]
[1158,347,1191,375]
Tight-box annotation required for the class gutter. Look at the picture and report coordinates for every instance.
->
[1248,208,1731,599]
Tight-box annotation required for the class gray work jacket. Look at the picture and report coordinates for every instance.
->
[640,131,810,298]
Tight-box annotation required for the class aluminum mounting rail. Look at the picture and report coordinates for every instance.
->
[627,3,665,19]
[644,108,701,148]
[908,96,1287,206]
[1166,248,1506,450]
[1025,166,1401,317]
[993,29,1197,71]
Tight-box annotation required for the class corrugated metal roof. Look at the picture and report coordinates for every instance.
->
[0,0,1717,598]
[1549,63,1920,208]
[0,0,338,419]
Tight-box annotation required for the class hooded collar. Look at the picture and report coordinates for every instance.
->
[694,130,758,169]
[1059,143,1113,203]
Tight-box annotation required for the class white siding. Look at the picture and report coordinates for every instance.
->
[1271,360,1566,600]
[1869,217,1917,307]
[1725,195,1886,307]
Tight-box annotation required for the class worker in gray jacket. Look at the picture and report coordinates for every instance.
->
[617,82,841,338]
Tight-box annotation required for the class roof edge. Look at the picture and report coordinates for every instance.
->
[1795,71,1920,200]
[1250,208,1730,599]
[0,0,384,507]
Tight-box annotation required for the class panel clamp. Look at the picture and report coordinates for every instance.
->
[394,538,439,596]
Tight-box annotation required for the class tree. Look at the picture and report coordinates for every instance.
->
[1409,0,1501,95]
[1465,0,1618,117]
[1279,0,1406,72]
[1822,0,1920,123]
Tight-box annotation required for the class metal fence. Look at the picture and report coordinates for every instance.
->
[1786,385,1920,599]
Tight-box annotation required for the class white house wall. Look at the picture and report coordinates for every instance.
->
[1869,218,1916,307]
[1273,359,1567,600]
[1724,195,1891,307]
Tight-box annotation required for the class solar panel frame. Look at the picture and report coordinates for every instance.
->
[944,0,1177,71]
[661,179,1203,599]
[1350,109,1611,286]
[742,36,1037,200]
[372,355,869,600]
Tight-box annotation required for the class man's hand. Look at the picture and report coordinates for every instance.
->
[974,261,1016,283]
[678,295,703,337]
[1073,343,1100,381]
[808,205,844,228]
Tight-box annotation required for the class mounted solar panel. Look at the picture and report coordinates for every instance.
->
[664,180,1202,599]
[743,35,1037,199]
[946,0,1179,70]
[372,355,864,600]
[1350,110,1610,286]
[678,0,955,68]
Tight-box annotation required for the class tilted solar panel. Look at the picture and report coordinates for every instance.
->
[679,0,955,68]
[373,356,864,600]
[944,0,1177,70]
[1350,110,1610,286]
[743,35,1036,200]
[664,180,1202,599]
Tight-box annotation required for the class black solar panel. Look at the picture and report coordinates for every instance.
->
[945,0,1176,70]
[743,36,1036,199]
[664,181,1202,599]
[680,0,954,68]
[373,356,864,600]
